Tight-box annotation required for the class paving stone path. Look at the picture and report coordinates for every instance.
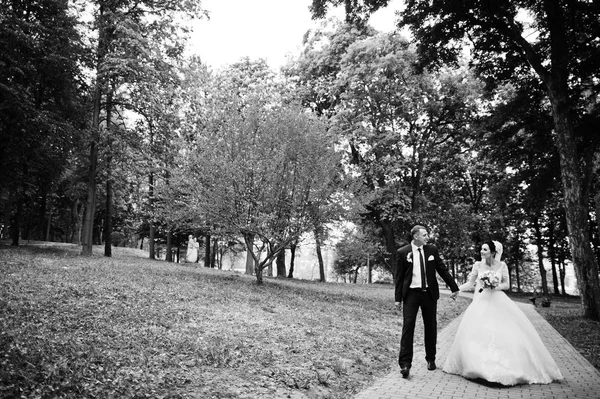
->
[355,293,600,399]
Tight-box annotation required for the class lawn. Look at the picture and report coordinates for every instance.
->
[2,243,598,399]
[0,243,468,399]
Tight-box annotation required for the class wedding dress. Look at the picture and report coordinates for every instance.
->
[442,260,563,386]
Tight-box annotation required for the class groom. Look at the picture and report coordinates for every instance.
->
[394,225,459,378]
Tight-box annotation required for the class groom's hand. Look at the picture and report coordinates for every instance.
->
[395,301,402,311]
[450,291,459,301]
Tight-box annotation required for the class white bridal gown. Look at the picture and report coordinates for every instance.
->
[442,261,563,386]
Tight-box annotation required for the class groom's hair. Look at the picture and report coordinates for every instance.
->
[410,225,427,239]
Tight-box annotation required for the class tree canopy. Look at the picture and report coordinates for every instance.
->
[1,1,599,318]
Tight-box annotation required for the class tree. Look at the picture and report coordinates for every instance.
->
[290,19,487,280]
[310,0,390,26]
[0,0,87,246]
[334,225,384,283]
[175,59,341,283]
[205,104,339,284]
[284,19,375,117]
[80,0,204,256]
[338,32,483,271]
[129,71,183,259]
[399,0,600,319]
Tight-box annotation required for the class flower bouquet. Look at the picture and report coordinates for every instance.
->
[478,270,500,293]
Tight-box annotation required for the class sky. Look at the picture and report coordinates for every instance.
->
[187,0,405,70]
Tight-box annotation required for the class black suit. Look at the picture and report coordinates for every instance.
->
[394,243,459,368]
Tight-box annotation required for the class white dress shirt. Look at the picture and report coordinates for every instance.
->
[410,242,427,289]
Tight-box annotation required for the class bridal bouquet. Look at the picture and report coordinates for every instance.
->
[479,270,500,293]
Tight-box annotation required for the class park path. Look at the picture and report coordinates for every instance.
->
[354,292,600,399]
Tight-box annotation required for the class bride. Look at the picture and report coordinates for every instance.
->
[442,240,563,386]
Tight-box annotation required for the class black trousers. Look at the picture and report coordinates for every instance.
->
[398,288,437,367]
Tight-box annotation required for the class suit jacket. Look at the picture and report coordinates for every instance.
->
[394,243,459,303]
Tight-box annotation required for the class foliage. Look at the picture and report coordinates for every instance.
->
[310,0,390,26]
[0,0,88,243]
[284,19,376,117]
[290,23,487,272]
[173,59,342,282]
[334,225,385,277]
[398,0,600,320]
[79,0,207,255]
[399,0,600,89]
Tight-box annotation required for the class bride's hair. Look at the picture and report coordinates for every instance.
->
[484,240,497,256]
[484,240,503,261]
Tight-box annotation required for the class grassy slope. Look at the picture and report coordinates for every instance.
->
[0,244,468,399]
[1,243,598,398]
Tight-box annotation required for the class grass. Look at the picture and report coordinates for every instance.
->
[2,243,598,398]
[0,243,468,399]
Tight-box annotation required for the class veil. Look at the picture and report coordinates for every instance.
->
[492,240,503,261]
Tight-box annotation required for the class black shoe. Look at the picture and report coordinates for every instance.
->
[400,365,410,378]
[427,360,436,371]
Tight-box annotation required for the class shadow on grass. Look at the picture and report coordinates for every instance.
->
[0,241,80,256]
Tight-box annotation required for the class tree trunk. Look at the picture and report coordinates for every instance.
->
[45,206,52,242]
[548,221,560,294]
[559,257,566,295]
[276,248,286,277]
[255,264,264,284]
[218,246,224,269]
[81,4,107,257]
[148,170,155,260]
[81,129,99,255]
[245,233,254,275]
[204,234,211,267]
[39,187,48,241]
[537,0,600,318]
[314,229,325,282]
[69,198,83,244]
[287,241,297,278]
[516,260,521,293]
[148,224,155,260]
[104,177,113,256]
[594,191,600,264]
[10,199,22,246]
[211,237,217,268]
[166,230,173,262]
[533,217,549,295]
[550,96,600,318]
[104,90,113,257]
[367,253,372,284]
[549,261,559,295]
[379,218,397,275]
